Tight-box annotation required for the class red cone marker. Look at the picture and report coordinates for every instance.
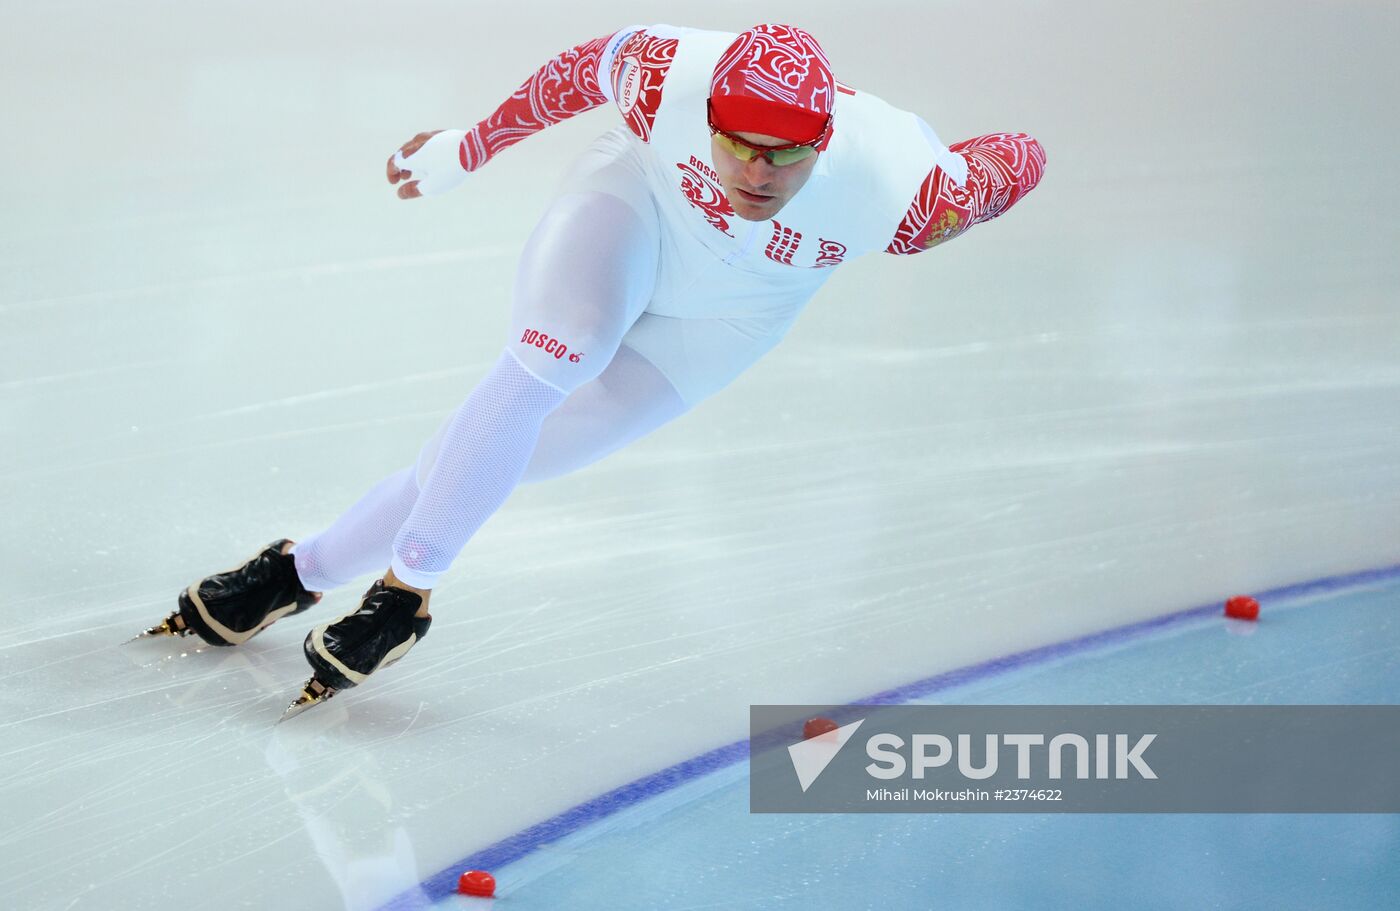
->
[1224,595,1260,621]
[458,870,496,897]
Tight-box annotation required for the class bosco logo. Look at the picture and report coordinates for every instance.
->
[520,329,584,363]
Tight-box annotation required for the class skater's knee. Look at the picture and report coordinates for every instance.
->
[508,317,620,393]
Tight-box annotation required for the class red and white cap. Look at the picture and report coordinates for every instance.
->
[708,24,835,149]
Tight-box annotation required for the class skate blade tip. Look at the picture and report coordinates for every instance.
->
[127,624,173,644]
[278,683,337,724]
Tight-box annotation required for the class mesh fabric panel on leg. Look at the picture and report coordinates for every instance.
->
[390,350,566,589]
[292,466,420,592]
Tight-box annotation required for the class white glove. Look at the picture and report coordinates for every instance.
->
[394,129,469,196]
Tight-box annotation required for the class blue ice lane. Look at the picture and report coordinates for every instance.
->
[430,581,1400,910]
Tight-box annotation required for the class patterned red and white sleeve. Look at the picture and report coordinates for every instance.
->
[456,33,619,172]
[600,29,679,144]
[886,133,1047,255]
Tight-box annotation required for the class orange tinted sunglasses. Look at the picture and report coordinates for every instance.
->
[706,99,831,166]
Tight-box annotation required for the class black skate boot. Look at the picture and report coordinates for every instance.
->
[139,539,321,646]
[280,580,431,721]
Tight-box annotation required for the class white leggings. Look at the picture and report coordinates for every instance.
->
[292,187,687,592]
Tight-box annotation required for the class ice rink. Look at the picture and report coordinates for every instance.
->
[2,1,1398,908]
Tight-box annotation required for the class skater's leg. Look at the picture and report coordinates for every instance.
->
[292,340,679,591]
[388,350,565,591]
[390,190,659,590]
[287,314,757,594]
[291,467,420,593]
[408,343,688,487]
[520,343,686,483]
[289,347,678,594]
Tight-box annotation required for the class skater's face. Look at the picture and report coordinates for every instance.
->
[711,130,819,222]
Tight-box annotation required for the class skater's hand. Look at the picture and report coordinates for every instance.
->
[387,129,469,199]
[387,131,439,199]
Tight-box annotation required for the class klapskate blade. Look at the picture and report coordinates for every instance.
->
[127,612,185,644]
[278,685,336,724]
[125,624,173,644]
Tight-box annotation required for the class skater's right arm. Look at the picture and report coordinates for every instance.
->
[388,29,641,200]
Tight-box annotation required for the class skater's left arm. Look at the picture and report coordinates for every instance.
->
[885,132,1047,254]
